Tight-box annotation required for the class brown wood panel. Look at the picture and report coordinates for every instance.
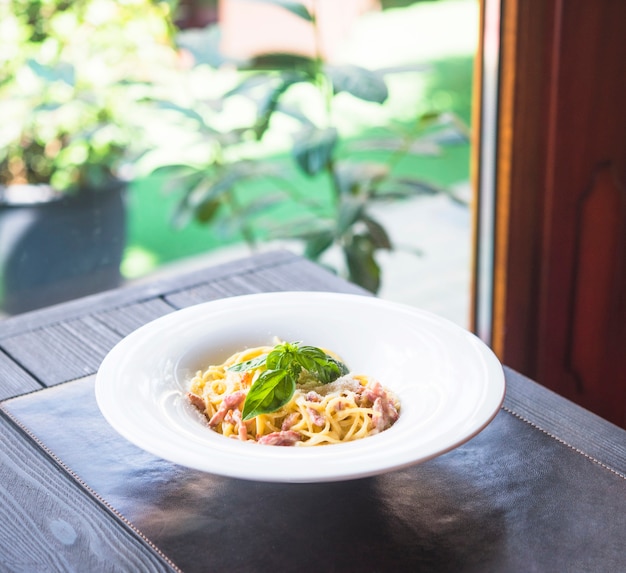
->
[566,166,626,421]
[479,0,626,427]
[484,0,556,375]
[0,412,179,572]
[536,1,626,425]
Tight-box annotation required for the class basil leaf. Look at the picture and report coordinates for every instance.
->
[276,351,296,371]
[313,356,349,384]
[231,341,349,419]
[227,354,268,372]
[242,369,296,420]
[296,345,348,383]
[294,346,329,374]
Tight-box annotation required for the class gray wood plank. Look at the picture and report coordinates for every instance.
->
[0,412,180,573]
[252,257,369,293]
[0,250,297,338]
[93,298,175,337]
[0,315,121,386]
[0,349,42,400]
[164,255,368,308]
[0,300,176,388]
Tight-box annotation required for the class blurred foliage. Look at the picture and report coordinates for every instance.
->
[147,0,470,293]
[0,0,180,193]
[0,0,472,293]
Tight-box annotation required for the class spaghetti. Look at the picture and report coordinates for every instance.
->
[187,342,400,446]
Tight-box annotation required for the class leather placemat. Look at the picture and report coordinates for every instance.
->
[3,375,626,573]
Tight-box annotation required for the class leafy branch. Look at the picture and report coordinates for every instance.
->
[147,0,469,292]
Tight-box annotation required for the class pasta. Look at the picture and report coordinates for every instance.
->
[187,342,400,446]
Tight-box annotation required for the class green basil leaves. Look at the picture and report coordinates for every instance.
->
[228,341,349,420]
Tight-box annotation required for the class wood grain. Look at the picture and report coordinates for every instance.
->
[0,315,122,386]
[0,349,42,400]
[480,0,626,427]
[92,298,175,338]
[0,412,179,573]
[163,254,367,308]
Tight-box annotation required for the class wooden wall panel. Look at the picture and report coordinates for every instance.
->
[536,1,626,425]
[475,0,626,427]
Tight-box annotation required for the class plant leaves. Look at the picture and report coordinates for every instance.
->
[344,235,381,293]
[292,127,337,176]
[147,100,213,129]
[184,161,282,226]
[247,53,317,73]
[296,346,348,383]
[336,196,365,235]
[242,369,295,420]
[151,164,203,187]
[324,64,388,104]
[378,177,449,199]
[228,354,268,372]
[254,72,307,139]
[223,195,286,243]
[266,342,294,370]
[248,0,315,23]
[294,345,327,368]
[334,161,390,196]
[169,172,215,228]
[304,229,335,259]
[176,25,230,68]
[315,356,349,383]
[27,59,75,86]
[195,198,221,223]
[362,215,392,250]
[420,125,470,146]
[348,137,441,156]
[225,73,278,98]
[234,341,349,419]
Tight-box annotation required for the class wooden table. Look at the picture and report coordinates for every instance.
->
[1,250,624,572]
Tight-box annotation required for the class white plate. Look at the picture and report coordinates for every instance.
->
[95,292,505,483]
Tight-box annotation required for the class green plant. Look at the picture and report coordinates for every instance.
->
[0,0,179,193]
[150,0,469,292]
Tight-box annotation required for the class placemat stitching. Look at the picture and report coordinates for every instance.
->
[502,405,626,481]
[0,405,184,573]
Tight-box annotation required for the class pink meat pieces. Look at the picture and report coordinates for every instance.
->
[229,408,248,441]
[305,391,321,402]
[257,430,302,446]
[187,392,206,412]
[208,391,246,427]
[281,412,299,431]
[371,394,399,432]
[307,407,325,427]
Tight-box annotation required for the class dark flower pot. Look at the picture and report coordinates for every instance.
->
[0,181,126,315]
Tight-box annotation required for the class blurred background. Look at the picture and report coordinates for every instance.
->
[0,0,477,324]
